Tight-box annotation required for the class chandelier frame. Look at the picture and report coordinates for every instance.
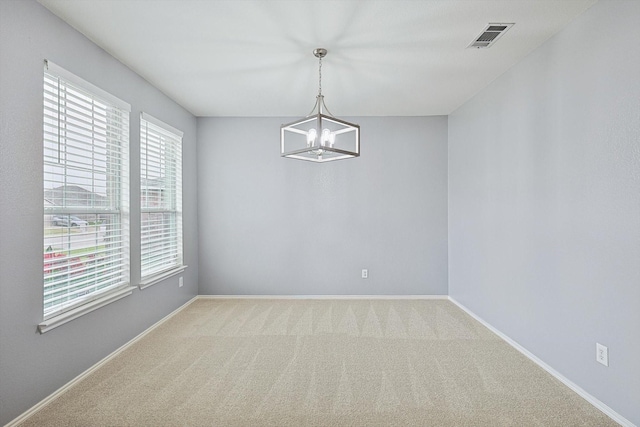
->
[280,48,360,163]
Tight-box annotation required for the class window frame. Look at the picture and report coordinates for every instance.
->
[139,112,185,288]
[40,60,132,333]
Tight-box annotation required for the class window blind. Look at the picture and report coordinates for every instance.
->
[43,61,130,320]
[140,113,183,281]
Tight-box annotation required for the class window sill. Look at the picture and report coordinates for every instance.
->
[38,286,135,334]
[139,265,187,290]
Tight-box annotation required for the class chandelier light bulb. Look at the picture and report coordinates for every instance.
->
[321,129,334,147]
[307,128,317,147]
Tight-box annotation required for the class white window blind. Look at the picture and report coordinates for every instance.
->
[140,113,183,282]
[43,60,130,321]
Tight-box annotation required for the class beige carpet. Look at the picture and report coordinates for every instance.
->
[20,299,617,426]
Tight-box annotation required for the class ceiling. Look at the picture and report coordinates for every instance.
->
[38,0,597,117]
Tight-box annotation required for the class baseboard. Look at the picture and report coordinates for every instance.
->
[448,297,635,427]
[5,296,198,427]
[197,294,449,300]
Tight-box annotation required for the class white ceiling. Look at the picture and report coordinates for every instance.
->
[38,0,596,117]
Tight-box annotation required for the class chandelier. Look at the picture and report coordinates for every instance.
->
[281,48,360,163]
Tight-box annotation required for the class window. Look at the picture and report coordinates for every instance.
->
[140,113,183,286]
[42,61,131,331]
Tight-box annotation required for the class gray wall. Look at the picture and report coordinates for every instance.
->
[448,1,640,425]
[0,1,198,424]
[197,116,448,296]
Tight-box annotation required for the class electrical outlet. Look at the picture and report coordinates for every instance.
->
[179,277,183,288]
[596,343,608,367]
[362,269,368,279]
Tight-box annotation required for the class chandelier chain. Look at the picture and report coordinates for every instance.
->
[318,56,322,97]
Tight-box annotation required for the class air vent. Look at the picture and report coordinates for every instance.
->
[468,23,514,49]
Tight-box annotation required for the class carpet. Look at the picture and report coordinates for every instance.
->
[19,298,618,426]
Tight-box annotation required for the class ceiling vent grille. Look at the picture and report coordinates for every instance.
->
[468,23,514,49]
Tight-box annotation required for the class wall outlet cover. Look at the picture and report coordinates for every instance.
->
[596,343,608,367]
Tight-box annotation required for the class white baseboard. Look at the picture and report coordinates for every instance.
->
[6,296,198,427]
[197,294,449,300]
[448,297,635,427]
